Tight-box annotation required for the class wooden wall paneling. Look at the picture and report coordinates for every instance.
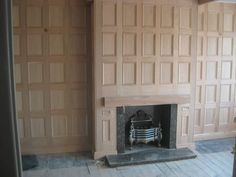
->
[194,3,236,140]
[94,0,198,158]
[13,0,91,154]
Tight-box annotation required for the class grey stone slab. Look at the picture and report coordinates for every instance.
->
[106,147,196,167]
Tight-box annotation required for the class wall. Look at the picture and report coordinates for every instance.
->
[194,3,236,140]
[13,0,91,154]
[93,0,198,158]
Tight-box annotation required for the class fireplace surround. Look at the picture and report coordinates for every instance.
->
[117,104,178,153]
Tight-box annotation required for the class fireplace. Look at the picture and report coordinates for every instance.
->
[117,104,177,153]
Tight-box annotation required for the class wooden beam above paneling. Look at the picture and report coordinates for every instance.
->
[199,0,236,4]
[104,95,190,107]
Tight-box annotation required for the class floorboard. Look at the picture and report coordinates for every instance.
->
[23,138,235,177]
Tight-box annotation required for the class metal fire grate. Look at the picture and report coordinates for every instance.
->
[129,110,162,148]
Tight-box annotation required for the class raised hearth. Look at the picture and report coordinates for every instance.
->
[106,147,196,167]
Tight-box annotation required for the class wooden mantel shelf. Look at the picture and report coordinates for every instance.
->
[104,95,190,107]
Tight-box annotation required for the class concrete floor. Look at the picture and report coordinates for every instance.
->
[23,138,235,177]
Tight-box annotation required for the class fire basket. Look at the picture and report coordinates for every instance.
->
[129,110,162,148]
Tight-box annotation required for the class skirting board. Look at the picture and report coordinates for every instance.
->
[194,131,236,141]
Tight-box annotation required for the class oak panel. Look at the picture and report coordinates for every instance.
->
[31,118,45,137]
[141,62,155,85]
[143,4,156,27]
[27,35,43,56]
[102,2,116,26]
[29,90,44,112]
[122,62,136,85]
[123,33,137,56]
[160,62,173,84]
[103,33,116,56]
[52,115,67,137]
[103,62,116,86]
[123,2,137,27]
[28,62,43,83]
[161,34,173,56]
[161,5,174,28]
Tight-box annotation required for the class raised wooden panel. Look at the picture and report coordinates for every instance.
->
[52,115,67,137]
[49,6,64,27]
[220,85,231,103]
[219,107,230,125]
[50,63,64,83]
[29,90,44,111]
[103,62,116,86]
[16,91,23,112]
[141,62,155,85]
[72,110,88,136]
[17,119,24,138]
[70,62,87,83]
[205,108,216,125]
[206,61,217,80]
[102,120,111,142]
[180,7,192,29]
[13,6,20,27]
[69,34,87,56]
[222,37,233,56]
[160,34,173,56]
[197,36,203,56]
[179,35,191,57]
[143,4,155,27]
[181,115,189,136]
[50,90,65,110]
[207,12,219,32]
[160,62,173,84]
[28,62,43,83]
[196,61,202,81]
[223,13,234,32]
[27,6,42,27]
[71,6,86,27]
[178,62,190,84]
[221,61,232,79]
[196,86,202,104]
[102,2,116,26]
[31,118,45,137]
[161,5,174,28]
[143,33,155,56]
[72,89,87,109]
[103,33,116,56]
[49,34,64,56]
[123,33,136,56]
[198,12,204,31]
[235,85,236,102]
[205,85,217,103]
[207,37,218,56]
[27,35,43,56]
[13,35,20,56]
[195,109,201,127]
[122,62,136,85]
[15,64,22,84]
[123,3,137,27]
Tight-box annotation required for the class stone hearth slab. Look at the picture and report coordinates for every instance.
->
[106,148,196,167]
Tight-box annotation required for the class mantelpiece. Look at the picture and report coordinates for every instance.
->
[104,95,190,107]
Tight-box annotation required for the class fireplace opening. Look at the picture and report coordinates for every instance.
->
[117,104,177,153]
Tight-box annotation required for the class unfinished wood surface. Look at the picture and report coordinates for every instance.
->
[194,3,236,140]
[104,95,190,107]
[13,0,91,154]
[93,0,198,158]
